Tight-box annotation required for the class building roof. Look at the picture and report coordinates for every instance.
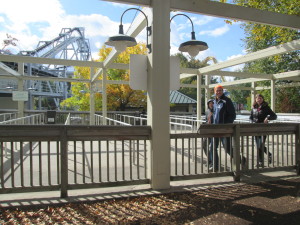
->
[170,90,196,104]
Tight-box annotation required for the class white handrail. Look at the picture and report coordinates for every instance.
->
[0,114,44,125]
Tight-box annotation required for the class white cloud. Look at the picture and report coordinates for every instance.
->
[1,0,65,33]
[192,15,215,26]
[225,53,245,71]
[200,24,230,37]
[0,0,121,56]
[110,2,132,8]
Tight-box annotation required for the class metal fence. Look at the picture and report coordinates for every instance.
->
[0,113,18,122]
[0,113,44,125]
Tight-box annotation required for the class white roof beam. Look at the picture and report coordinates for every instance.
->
[0,62,21,77]
[0,74,90,83]
[273,70,300,80]
[198,39,300,75]
[0,54,103,67]
[205,71,273,79]
[171,0,300,30]
[103,0,300,30]
[209,78,268,88]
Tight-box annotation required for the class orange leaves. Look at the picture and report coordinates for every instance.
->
[60,42,148,111]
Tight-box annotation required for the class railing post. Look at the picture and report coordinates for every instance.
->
[296,124,300,175]
[232,124,241,181]
[60,127,68,198]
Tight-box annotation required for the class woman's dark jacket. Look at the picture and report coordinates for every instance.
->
[212,94,236,124]
[250,102,277,123]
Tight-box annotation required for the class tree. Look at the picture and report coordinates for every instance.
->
[60,43,147,111]
[176,53,218,113]
[223,0,300,112]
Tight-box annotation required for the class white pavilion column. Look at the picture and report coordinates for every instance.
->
[17,62,24,119]
[197,75,202,123]
[251,81,256,106]
[102,69,107,125]
[205,74,211,109]
[90,68,96,125]
[270,79,275,111]
[147,0,171,189]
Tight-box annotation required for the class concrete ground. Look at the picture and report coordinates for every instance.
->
[0,169,298,209]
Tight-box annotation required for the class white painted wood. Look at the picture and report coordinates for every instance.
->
[198,39,300,75]
[209,78,268,88]
[102,69,108,125]
[103,0,300,29]
[17,63,24,118]
[90,68,96,125]
[273,70,300,80]
[147,0,171,189]
[0,54,103,67]
[170,56,180,90]
[251,82,256,106]
[0,62,21,76]
[197,75,202,123]
[271,80,275,112]
[129,54,147,90]
[205,71,273,80]
[171,0,300,30]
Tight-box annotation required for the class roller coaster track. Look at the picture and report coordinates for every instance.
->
[0,27,91,110]
[20,27,90,60]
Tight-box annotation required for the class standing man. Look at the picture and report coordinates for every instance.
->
[209,84,237,171]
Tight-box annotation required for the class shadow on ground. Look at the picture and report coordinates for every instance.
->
[1,175,299,225]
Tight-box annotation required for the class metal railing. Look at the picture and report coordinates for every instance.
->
[0,113,44,125]
[95,114,132,126]
[0,113,18,122]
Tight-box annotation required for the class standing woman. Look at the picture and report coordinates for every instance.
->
[250,94,277,166]
[205,99,214,125]
[202,99,214,158]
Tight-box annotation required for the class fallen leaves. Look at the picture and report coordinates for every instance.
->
[0,178,300,225]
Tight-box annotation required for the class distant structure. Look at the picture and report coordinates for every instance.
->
[0,27,91,110]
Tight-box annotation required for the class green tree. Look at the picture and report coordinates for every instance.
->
[60,43,147,111]
[176,53,218,113]
[223,0,300,112]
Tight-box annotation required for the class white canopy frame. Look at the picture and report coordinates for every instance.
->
[1,0,299,190]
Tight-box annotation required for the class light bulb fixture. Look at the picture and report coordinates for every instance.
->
[105,8,152,53]
[170,14,208,57]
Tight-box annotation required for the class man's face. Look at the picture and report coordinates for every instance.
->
[215,87,223,98]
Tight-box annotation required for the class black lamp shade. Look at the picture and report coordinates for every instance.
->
[105,34,137,52]
[179,40,208,57]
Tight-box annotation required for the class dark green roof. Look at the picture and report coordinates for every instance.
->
[170,90,196,104]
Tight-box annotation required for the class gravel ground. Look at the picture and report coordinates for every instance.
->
[1,177,300,225]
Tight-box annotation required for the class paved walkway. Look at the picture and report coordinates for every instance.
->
[0,169,298,209]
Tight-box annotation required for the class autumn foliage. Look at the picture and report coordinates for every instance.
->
[60,43,147,111]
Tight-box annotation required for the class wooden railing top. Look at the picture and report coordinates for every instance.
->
[0,125,152,141]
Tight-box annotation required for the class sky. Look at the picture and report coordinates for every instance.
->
[0,0,246,71]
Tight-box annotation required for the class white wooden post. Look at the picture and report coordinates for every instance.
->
[251,81,256,107]
[90,67,95,125]
[102,69,107,125]
[197,75,202,124]
[271,79,275,112]
[148,0,171,189]
[17,62,24,119]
